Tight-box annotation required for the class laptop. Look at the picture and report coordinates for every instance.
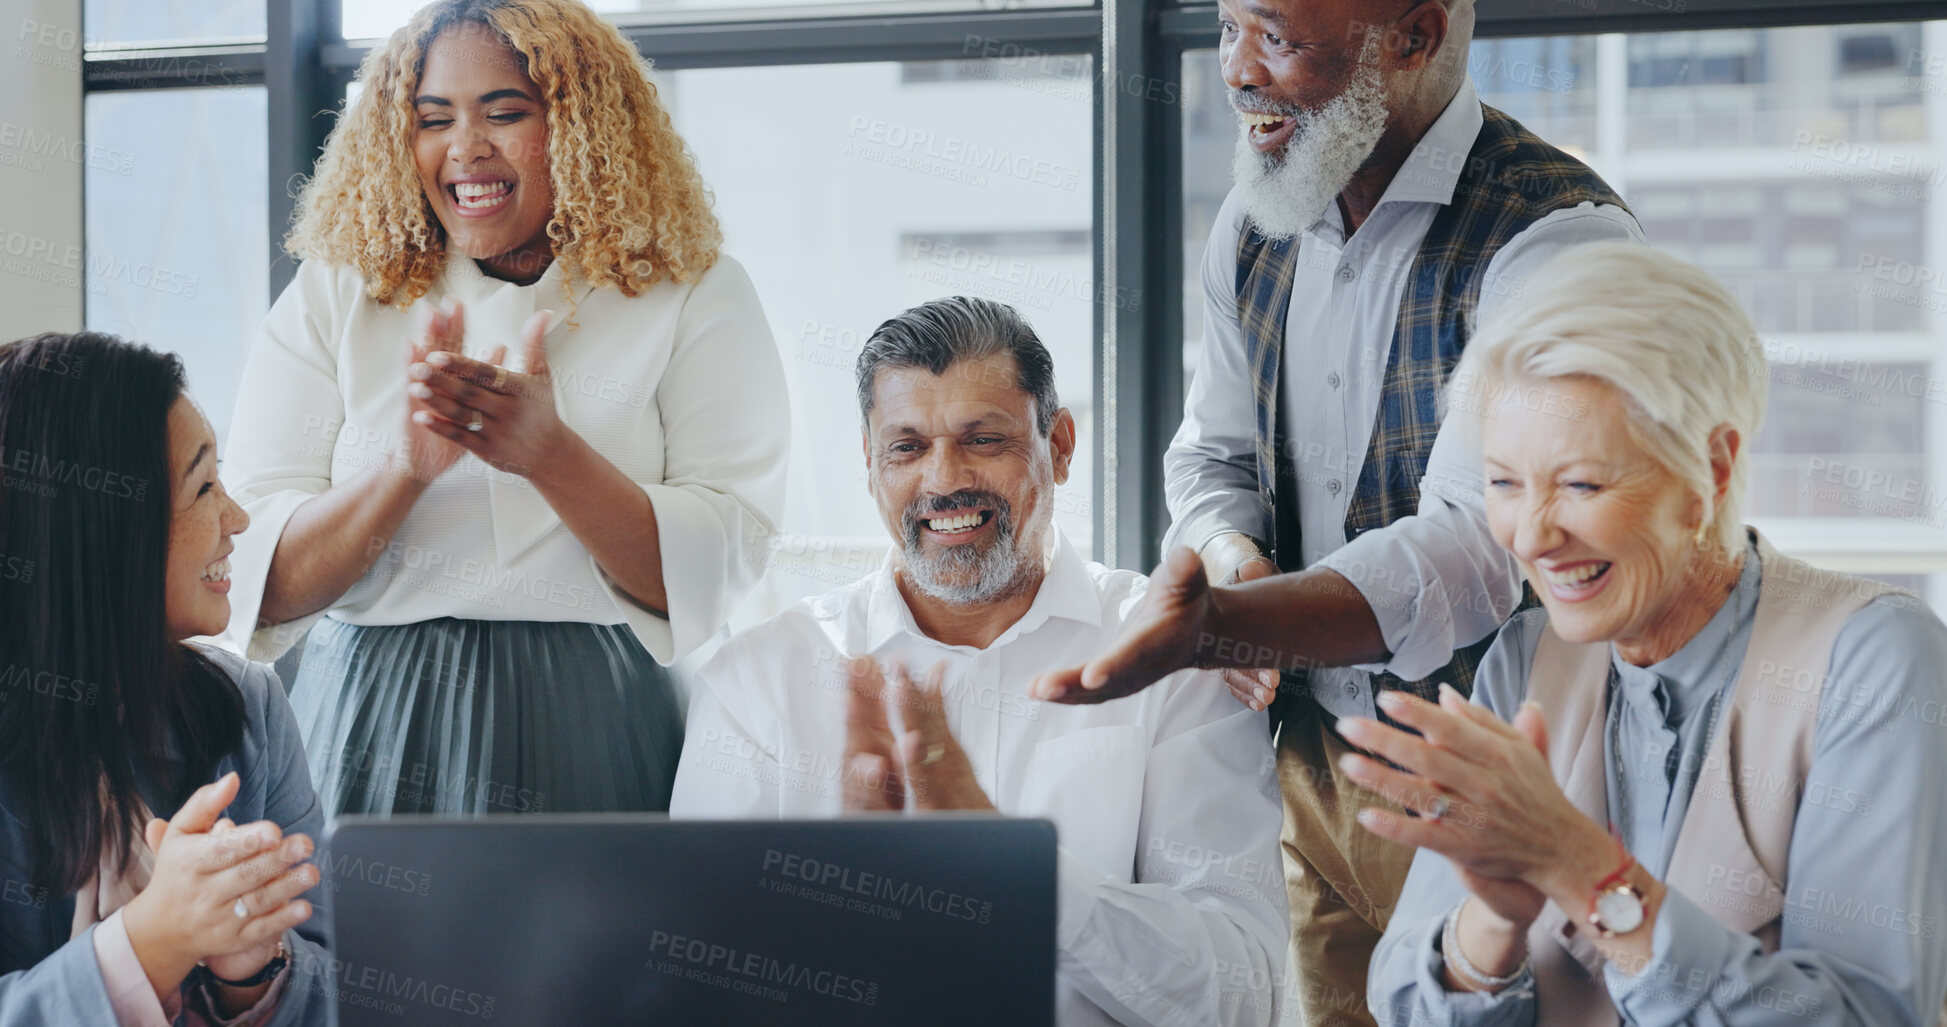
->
[315,815,1057,1025]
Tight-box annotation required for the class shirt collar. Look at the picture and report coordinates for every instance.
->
[861,527,1101,654]
[1375,78,1484,208]
[440,250,591,312]
[1610,535,1763,723]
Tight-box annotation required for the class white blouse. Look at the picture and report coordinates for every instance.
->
[219,253,790,666]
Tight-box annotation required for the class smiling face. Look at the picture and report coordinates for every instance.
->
[413,22,556,282]
[1482,376,1729,664]
[164,395,250,641]
[864,353,1075,606]
[1217,0,1393,236]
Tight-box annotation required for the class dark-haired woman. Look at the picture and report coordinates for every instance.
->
[0,333,329,1025]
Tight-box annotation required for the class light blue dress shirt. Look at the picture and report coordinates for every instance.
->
[1370,540,1947,1025]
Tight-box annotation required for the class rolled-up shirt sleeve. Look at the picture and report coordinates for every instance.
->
[1318,204,1641,682]
[603,257,790,664]
[1163,190,1272,558]
[1056,669,1288,1027]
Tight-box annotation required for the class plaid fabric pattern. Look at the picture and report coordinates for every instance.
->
[1236,104,1629,708]
[1235,234,1298,549]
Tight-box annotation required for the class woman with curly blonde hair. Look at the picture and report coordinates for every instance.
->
[221,0,789,817]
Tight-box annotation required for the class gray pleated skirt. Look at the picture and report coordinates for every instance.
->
[287,617,683,816]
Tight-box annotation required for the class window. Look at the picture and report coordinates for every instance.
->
[1182,23,1947,610]
[83,87,268,444]
[82,0,265,47]
[657,58,1095,624]
[341,0,1085,41]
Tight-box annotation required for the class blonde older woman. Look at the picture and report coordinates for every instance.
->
[1345,243,1947,1024]
[223,0,788,815]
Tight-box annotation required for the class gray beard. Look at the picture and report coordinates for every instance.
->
[901,508,1031,606]
[1230,37,1390,241]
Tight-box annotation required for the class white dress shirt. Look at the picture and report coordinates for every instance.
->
[220,253,790,665]
[669,532,1289,1027]
[1163,78,1644,718]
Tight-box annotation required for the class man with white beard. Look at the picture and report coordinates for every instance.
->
[1031,1,1640,1023]
[670,297,1288,1026]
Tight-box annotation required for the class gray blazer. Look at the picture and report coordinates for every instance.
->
[0,645,332,1026]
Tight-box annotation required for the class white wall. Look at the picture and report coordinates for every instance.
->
[0,0,85,339]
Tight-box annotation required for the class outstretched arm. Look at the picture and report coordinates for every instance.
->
[1031,545,1386,704]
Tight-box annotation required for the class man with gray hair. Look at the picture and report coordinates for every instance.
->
[1033,0,1641,1023]
[670,296,1288,1026]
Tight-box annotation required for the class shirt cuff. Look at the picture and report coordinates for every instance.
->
[1316,528,1423,676]
[1406,905,1534,1022]
[185,932,295,1027]
[1055,845,1107,952]
[1605,890,1739,1024]
[91,909,182,1027]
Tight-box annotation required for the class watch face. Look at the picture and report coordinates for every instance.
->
[1595,887,1645,935]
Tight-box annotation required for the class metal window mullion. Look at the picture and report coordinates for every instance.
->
[320,8,1102,73]
[267,0,334,297]
[1096,0,1183,570]
[1160,0,1947,47]
[82,46,268,91]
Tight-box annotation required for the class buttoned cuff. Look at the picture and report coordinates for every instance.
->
[1161,502,1269,565]
[91,909,181,1027]
[1604,890,1738,1024]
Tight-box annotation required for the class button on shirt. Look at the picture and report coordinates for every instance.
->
[670,533,1290,1027]
[1602,551,1755,876]
[1163,79,1644,719]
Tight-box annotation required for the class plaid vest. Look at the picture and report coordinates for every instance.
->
[1236,104,1629,706]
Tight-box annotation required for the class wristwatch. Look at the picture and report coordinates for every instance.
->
[1587,853,1646,938]
[201,937,289,988]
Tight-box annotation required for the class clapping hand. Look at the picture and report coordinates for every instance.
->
[409,308,564,477]
[1337,686,1608,930]
[119,774,316,1002]
[842,659,994,812]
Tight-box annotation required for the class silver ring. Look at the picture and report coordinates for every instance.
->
[466,411,484,432]
[920,743,947,767]
[233,898,250,920]
[1424,794,1451,822]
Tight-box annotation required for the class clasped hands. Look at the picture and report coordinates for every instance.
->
[841,658,995,813]
[399,300,566,482]
[119,772,316,1010]
[1337,686,1628,942]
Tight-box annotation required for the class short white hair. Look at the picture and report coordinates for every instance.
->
[1447,242,1768,554]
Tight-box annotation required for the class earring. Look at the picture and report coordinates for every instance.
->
[1693,524,1710,548]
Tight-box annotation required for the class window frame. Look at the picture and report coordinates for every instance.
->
[78,0,1947,570]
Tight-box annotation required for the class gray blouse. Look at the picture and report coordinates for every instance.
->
[1369,540,1947,1026]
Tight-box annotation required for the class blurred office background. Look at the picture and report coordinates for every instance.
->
[13,0,1947,640]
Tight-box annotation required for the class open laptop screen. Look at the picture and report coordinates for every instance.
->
[317,815,1057,1026]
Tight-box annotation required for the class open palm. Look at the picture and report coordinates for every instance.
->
[1031,546,1214,704]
